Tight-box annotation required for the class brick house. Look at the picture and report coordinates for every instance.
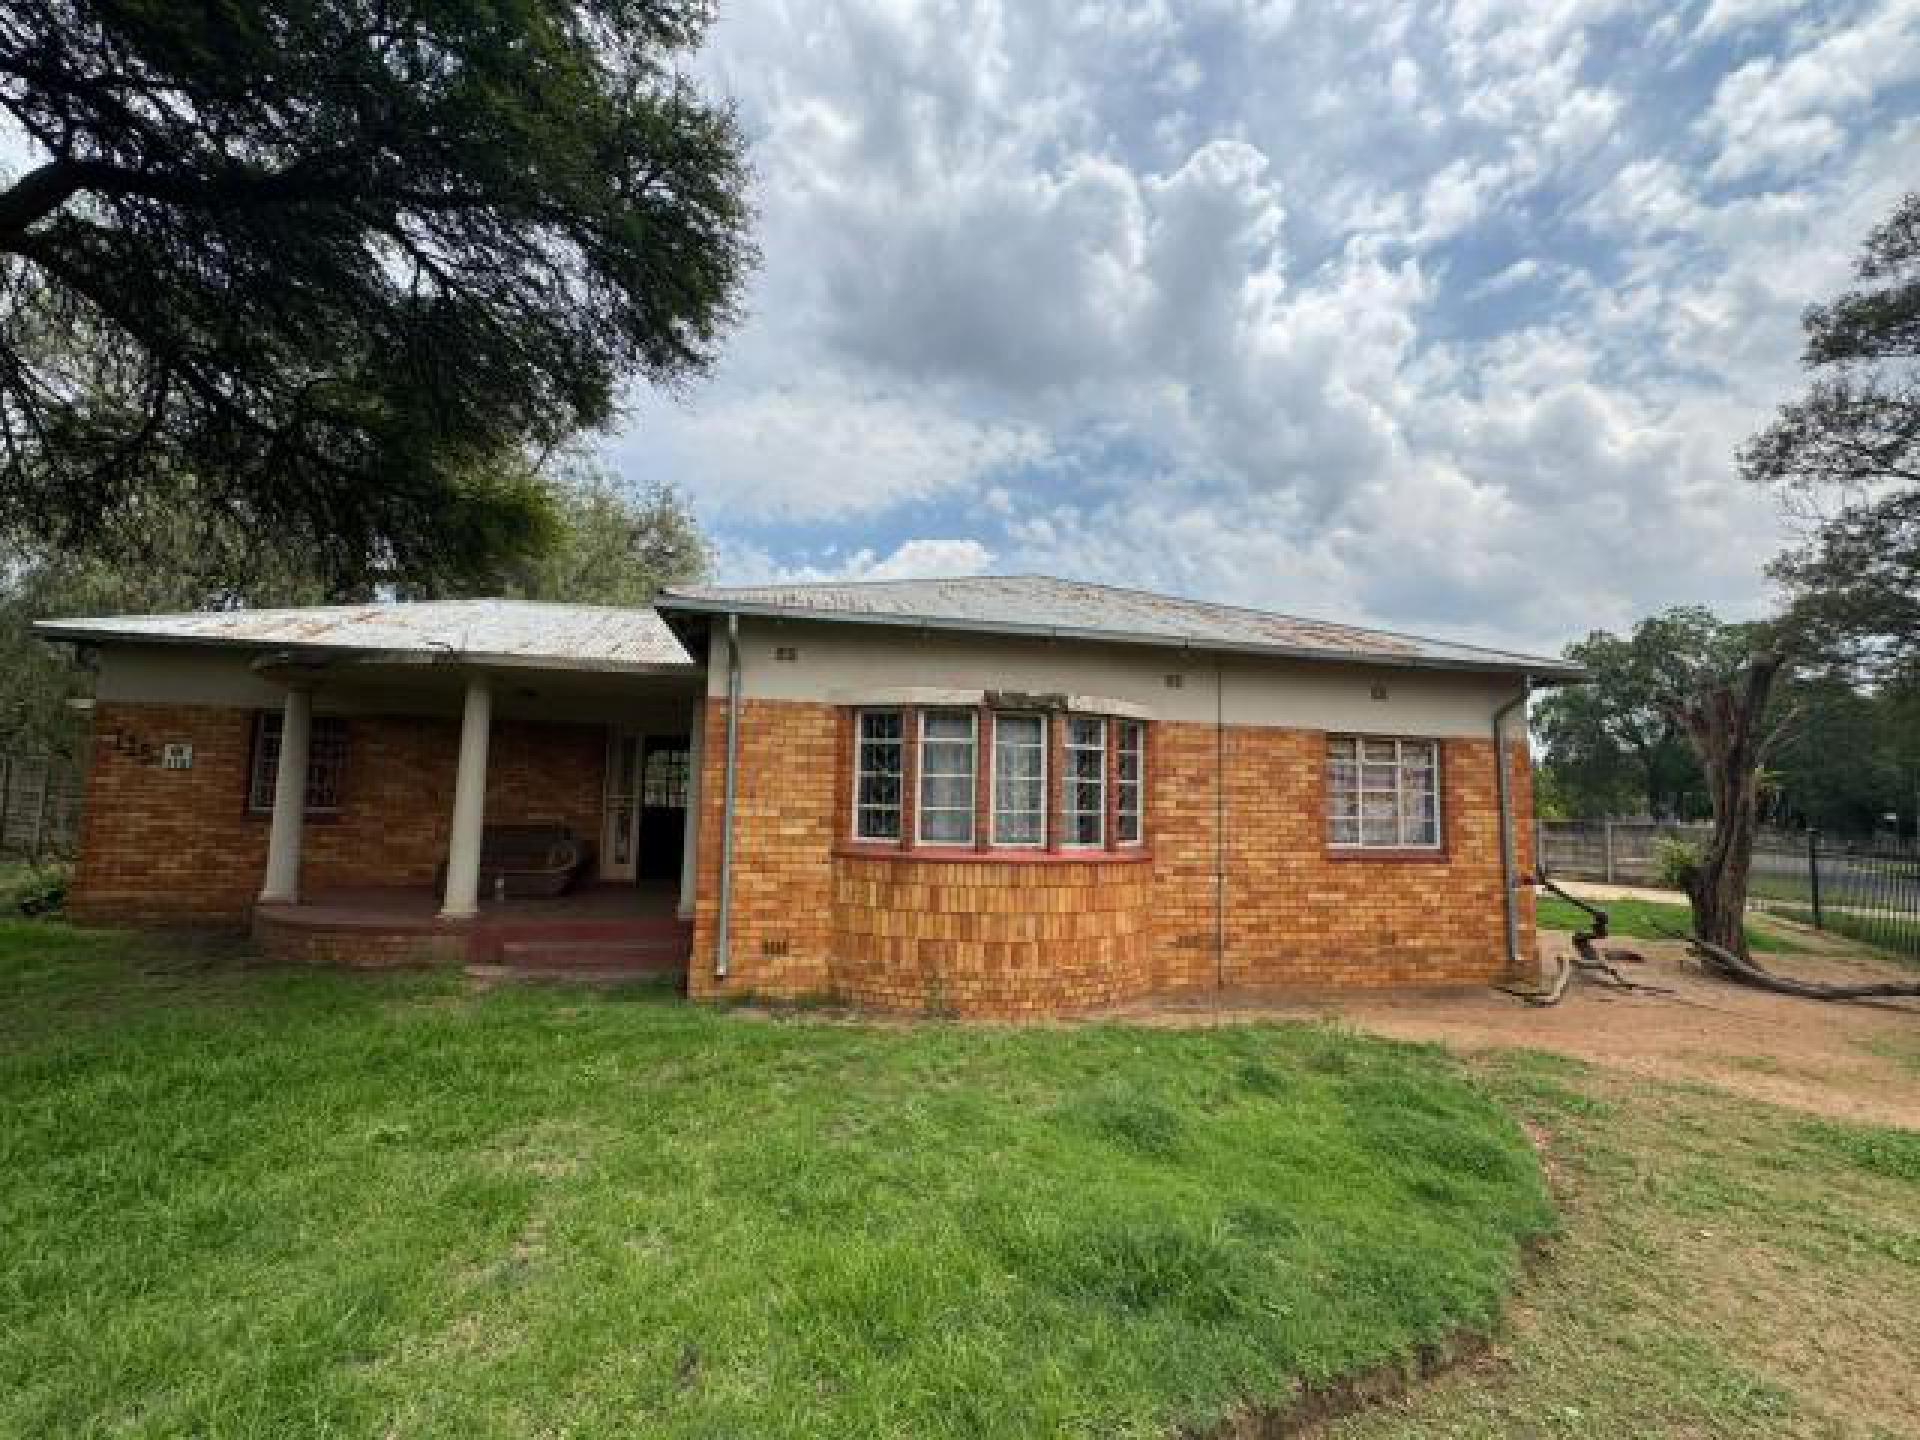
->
[37,576,1582,1015]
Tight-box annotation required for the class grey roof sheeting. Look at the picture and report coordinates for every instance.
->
[658,576,1585,681]
[33,598,696,673]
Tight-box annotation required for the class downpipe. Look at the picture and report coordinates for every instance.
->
[1491,677,1532,979]
[715,612,741,981]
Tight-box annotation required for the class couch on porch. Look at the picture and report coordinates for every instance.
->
[435,824,595,900]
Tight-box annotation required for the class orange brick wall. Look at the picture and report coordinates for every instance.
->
[71,703,607,925]
[1149,722,1535,992]
[687,698,1537,1013]
[830,855,1154,1016]
[687,699,840,998]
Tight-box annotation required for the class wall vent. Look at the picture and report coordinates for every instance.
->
[1164,674,1185,689]
[773,646,799,663]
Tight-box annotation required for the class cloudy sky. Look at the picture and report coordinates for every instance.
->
[607,0,1919,656]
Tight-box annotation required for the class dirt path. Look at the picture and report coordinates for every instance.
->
[1118,935,1920,1129]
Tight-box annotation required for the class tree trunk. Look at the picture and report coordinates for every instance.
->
[1671,653,1785,960]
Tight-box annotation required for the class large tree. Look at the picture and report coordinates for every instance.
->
[1532,606,1734,819]
[0,0,752,589]
[1745,192,1919,680]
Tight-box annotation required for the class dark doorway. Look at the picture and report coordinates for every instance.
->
[638,736,691,882]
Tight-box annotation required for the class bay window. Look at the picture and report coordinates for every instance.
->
[846,706,1146,855]
[1326,736,1440,850]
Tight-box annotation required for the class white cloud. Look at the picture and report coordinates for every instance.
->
[596,0,1913,655]
[1698,0,1920,181]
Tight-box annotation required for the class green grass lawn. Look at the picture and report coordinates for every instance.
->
[1536,894,1805,954]
[1333,1054,1920,1439]
[0,920,1552,1440]
[1765,904,1920,963]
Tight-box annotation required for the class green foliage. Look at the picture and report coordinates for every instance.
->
[1652,835,1704,893]
[0,926,1551,1438]
[1745,193,1920,683]
[8,863,66,917]
[1532,606,1736,819]
[480,464,709,607]
[0,0,753,589]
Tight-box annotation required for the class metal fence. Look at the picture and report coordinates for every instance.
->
[0,755,85,861]
[1747,831,1920,959]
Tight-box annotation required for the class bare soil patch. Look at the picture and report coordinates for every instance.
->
[1119,933,1920,1129]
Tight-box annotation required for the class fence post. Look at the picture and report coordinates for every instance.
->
[1602,819,1615,884]
[1807,828,1824,931]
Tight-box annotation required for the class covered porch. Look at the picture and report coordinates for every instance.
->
[235,602,707,976]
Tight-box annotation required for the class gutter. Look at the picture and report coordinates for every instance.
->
[1491,678,1532,977]
[715,613,742,981]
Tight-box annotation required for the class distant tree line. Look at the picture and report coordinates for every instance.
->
[1533,605,1920,838]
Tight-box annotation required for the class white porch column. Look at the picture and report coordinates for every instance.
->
[677,700,705,919]
[439,671,494,919]
[258,685,312,904]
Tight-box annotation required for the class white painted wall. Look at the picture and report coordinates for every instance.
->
[706,618,1526,738]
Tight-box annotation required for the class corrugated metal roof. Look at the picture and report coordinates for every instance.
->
[659,575,1585,680]
[33,598,696,673]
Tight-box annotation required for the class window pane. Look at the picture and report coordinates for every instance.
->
[1362,817,1398,846]
[917,710,975,846]
[859,773,900,807]
[1067,716,1104,748]
[855,710,905,841]
[922,810,971,844]
[923,711,972,740]
[252,713,347,813]
[1071,812,1102,845]
[998,812,1042,845]
[992,713,1046,846]
[923,774,971,809]
[1328,735,1439,848]
[858,806,900,840]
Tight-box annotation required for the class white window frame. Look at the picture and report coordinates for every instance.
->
[915,709,977,847]
[248,711,347,815]
[852,708,906,843]
[1115,719,1144,846]
[990,712,1048,848]
[1061,715,1107,849]
[1326,735,1441,851]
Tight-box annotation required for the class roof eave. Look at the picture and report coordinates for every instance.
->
[652,596,1586,683]
[29,622,699,677]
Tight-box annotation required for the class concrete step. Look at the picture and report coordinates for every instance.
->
[496,938,685,971]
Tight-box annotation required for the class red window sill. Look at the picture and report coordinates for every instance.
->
[1324,847,1450,863]
[834,843,1153,866]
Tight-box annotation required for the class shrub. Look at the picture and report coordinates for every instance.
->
[12,864,68,918]
[1652,835,1703,893]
